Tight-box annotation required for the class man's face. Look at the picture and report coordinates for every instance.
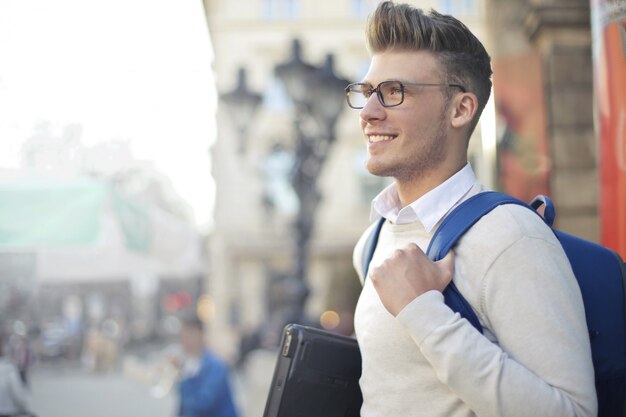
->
[359,50,452,182]
[180,326,203,357]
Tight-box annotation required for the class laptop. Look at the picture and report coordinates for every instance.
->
[263,324,363,417]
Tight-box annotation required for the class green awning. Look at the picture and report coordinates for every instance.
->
[0,177,151,252]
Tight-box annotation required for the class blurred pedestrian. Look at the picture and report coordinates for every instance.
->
[7,328,32,387]
[0,334,31,417]
[175,317,238,417]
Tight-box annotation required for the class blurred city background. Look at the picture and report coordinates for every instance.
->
[0,0,624,416]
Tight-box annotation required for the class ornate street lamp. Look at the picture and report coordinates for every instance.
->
[220,67,262,154]
[222,41,350,354]
[273,41,349,326]
[307,53,351,142]
[274,39,317,112]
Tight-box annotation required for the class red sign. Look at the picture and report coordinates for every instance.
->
[591,1,626,258]
[493,52,550,203]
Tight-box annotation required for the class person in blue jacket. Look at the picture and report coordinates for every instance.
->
[176,317,239,417]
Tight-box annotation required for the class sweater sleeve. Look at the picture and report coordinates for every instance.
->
[395,235,597,417]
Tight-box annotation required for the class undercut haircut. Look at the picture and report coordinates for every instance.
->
[366,1,492,136]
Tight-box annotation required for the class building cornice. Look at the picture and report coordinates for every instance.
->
[524,3,590,41]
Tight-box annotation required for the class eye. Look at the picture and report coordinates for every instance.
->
[389,87,402,95]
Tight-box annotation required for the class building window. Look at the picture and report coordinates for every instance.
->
[438,0,479,16]
[351,0,378,18]
[263,0,301,20]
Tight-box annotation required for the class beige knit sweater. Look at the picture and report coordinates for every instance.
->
[353,186,597,417]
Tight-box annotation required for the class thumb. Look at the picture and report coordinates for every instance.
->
[435,250,455,277]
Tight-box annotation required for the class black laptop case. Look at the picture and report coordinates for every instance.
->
[263,324,363,417]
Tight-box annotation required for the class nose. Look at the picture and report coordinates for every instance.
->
[360,93,387,124]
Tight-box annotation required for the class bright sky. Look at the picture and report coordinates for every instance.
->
[0,0,217,231]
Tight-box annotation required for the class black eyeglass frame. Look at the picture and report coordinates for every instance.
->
[344,80,467,109]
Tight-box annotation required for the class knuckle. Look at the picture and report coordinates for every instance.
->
[407,243,421,254]
[435,268,453,286]
[379,260,391,271]
[369,267,381,281]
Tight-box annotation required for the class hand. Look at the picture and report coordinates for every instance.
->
[168,355,182,370]
[369,244,455,316]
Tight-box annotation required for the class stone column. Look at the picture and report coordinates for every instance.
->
[524,0,599,241]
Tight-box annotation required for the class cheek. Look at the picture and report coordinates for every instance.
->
[399,106,441,136]
[392,111,422,140]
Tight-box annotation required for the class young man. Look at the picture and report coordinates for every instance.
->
[175,318,239,417]
[348,2,597,416]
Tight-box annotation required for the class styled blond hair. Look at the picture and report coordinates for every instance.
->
[366,1,492,134]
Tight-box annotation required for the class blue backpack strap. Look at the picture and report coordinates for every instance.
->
[529,195,556,227]
[427,191,531,261]
[361,217,386,280]
[426,191,532,332]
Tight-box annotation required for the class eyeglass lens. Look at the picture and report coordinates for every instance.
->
[347,81,403,109]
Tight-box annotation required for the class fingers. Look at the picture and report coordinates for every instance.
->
[435,250,455,280]
[401,242,428,258]
[368,245,455,316]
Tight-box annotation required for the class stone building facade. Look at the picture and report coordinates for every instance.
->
[487,0,598,241]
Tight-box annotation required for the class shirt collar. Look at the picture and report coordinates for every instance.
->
[370,163,477,233]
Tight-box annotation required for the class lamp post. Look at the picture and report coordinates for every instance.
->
[220,67,262,154]
[220,39,349,347]
[274,41,349,326]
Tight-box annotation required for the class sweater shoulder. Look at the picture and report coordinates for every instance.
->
[453,203,563,290]
[461,203,559,251]
[452,203,571,327]
[453,203,567,291]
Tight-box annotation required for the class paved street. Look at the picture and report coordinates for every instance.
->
[28,365,176,417]
[19,347,275,417]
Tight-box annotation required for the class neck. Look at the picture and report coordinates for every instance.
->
[186,347,204,359]
[395,161,466,207]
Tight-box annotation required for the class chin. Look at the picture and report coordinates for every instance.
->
[365,158,396,178]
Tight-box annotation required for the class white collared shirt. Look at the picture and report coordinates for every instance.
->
[370,163,478,232]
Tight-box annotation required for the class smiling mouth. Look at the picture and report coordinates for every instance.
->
[368,134,397,143]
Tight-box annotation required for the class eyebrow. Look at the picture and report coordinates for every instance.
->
[358,78,414,85]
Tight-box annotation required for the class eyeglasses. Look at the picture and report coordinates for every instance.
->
[344,80,466,109]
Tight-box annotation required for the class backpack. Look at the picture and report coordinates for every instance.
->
[361,191,626,417]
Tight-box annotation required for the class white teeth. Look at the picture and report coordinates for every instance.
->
[369,135,395,143]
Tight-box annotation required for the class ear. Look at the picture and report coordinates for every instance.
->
[450,92,478,130]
